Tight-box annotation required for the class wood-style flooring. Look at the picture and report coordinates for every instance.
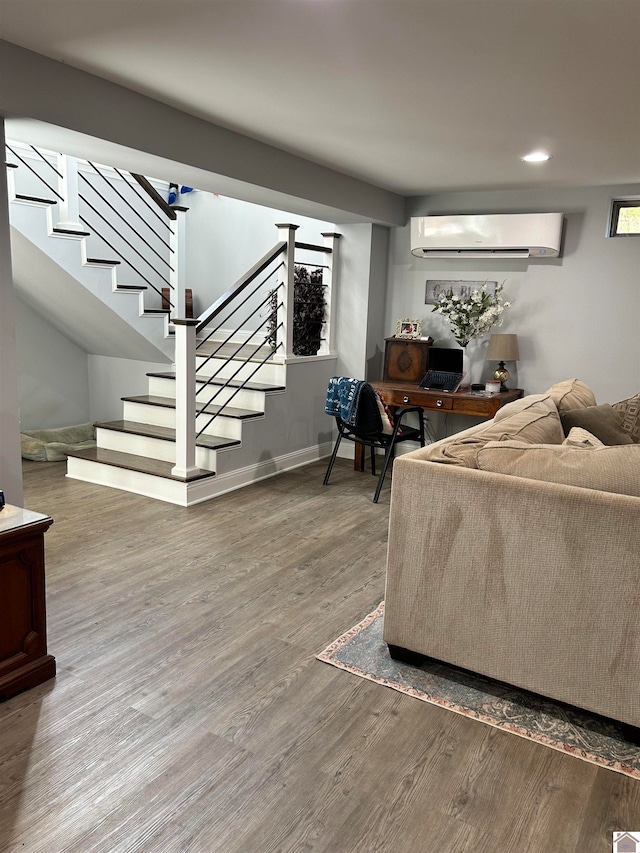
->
[1,460,639,853]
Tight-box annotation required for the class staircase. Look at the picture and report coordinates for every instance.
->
[66,340,288,504]
[6,143,178,360]
[7,142,340,506]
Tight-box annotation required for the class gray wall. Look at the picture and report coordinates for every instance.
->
[0,119,23,503]
[184,191,333,316]
[15,296,91,430]
[386,184,640,405]
[1,41,404,226]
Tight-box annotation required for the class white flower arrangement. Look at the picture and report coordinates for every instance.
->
[431,283,510,347]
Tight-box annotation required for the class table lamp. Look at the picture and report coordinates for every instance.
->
[486,333,519,390]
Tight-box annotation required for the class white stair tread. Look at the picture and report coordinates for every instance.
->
[196,340,276,362]
[147,371,285,393]
[121,394,263,419]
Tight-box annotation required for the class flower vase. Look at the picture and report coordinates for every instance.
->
[461,339,485,387]
[461,347,471,388]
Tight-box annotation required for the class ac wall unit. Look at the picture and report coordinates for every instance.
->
[410,212,563,258]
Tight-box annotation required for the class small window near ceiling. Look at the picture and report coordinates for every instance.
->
[608,198,640,237]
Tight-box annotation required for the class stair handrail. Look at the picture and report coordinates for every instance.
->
[131,173,177,221]
[195,241,287,332]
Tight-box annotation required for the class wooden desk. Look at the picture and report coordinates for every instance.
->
[373,381,523,418]
[0,504,56,698]
[354,383,523,470]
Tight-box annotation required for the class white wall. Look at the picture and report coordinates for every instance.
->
[88,355,172,423]
[15,297,91,430]
[184,191,334,316]
[387,184,640,405]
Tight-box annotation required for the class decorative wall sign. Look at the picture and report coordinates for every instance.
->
[425,280,498,304]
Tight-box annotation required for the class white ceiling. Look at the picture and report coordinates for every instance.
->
[0,0,639,197]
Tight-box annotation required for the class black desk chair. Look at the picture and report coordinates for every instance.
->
[323,379,426,503]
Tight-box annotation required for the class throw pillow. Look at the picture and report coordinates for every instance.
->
[612,393,640,443]
[560,405,633,446]
[562,427,605,448]
[545,379,597,412]
[477,441,640,497]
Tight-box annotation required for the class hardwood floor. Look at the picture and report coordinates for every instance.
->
[1,460,638,852]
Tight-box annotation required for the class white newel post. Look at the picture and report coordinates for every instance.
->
[321,232,341,355]
[56,154,81,229]
[169,206,188,318]
[172,319,199,478]
[275,223,298,361]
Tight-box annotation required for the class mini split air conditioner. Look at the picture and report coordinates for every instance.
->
[410,212,563,258]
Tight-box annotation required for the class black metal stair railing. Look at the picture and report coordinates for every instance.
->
[191,235,335,438]
[193,242,287,437]
[78,161,175,309]
[5,142,178,311]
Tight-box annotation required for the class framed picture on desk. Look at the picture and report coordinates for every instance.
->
[395,319,422,339]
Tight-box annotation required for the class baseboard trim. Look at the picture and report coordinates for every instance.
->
[186,442,334,504]
[68,442,334,506]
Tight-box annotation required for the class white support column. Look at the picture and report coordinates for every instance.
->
[321,232,341,355]
[0,119,24,505]
[275,223,298,362]
[56,154,82,229]
[171,319,199,478]
[169,206,188,318]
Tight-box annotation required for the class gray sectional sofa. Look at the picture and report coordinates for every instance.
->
[383,380,640,727]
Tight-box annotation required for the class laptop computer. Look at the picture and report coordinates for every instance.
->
[419,347,465,392]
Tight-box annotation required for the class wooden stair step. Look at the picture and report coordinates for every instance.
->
[146,371,285,393]
[94,420,240,450]
[86,257,122,266]
[196,340,276,363]
[52,227,91,237]
[121,395,263,419]
[66,447,216,482]
[15,193,57,204]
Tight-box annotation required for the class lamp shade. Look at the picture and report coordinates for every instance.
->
[486,333,519,362]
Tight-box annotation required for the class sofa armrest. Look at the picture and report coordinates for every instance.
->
[383,456,640,726]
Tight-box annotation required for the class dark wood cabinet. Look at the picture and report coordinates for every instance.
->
[382,336,433,383]
[0,505,55,699]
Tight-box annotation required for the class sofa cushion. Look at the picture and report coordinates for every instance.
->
[545,379,597,412]
[425,399,564,467]
[493,393,556,422]
[560,404,634,446]
[477,440,640,496]
[612,393,640,443]
[562,427,604,448]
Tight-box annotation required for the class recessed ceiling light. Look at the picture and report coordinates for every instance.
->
[522,151,552,163]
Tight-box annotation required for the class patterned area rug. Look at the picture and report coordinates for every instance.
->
[317,602,640,780]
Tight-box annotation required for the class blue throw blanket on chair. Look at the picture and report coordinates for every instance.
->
[325,377,366,426]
